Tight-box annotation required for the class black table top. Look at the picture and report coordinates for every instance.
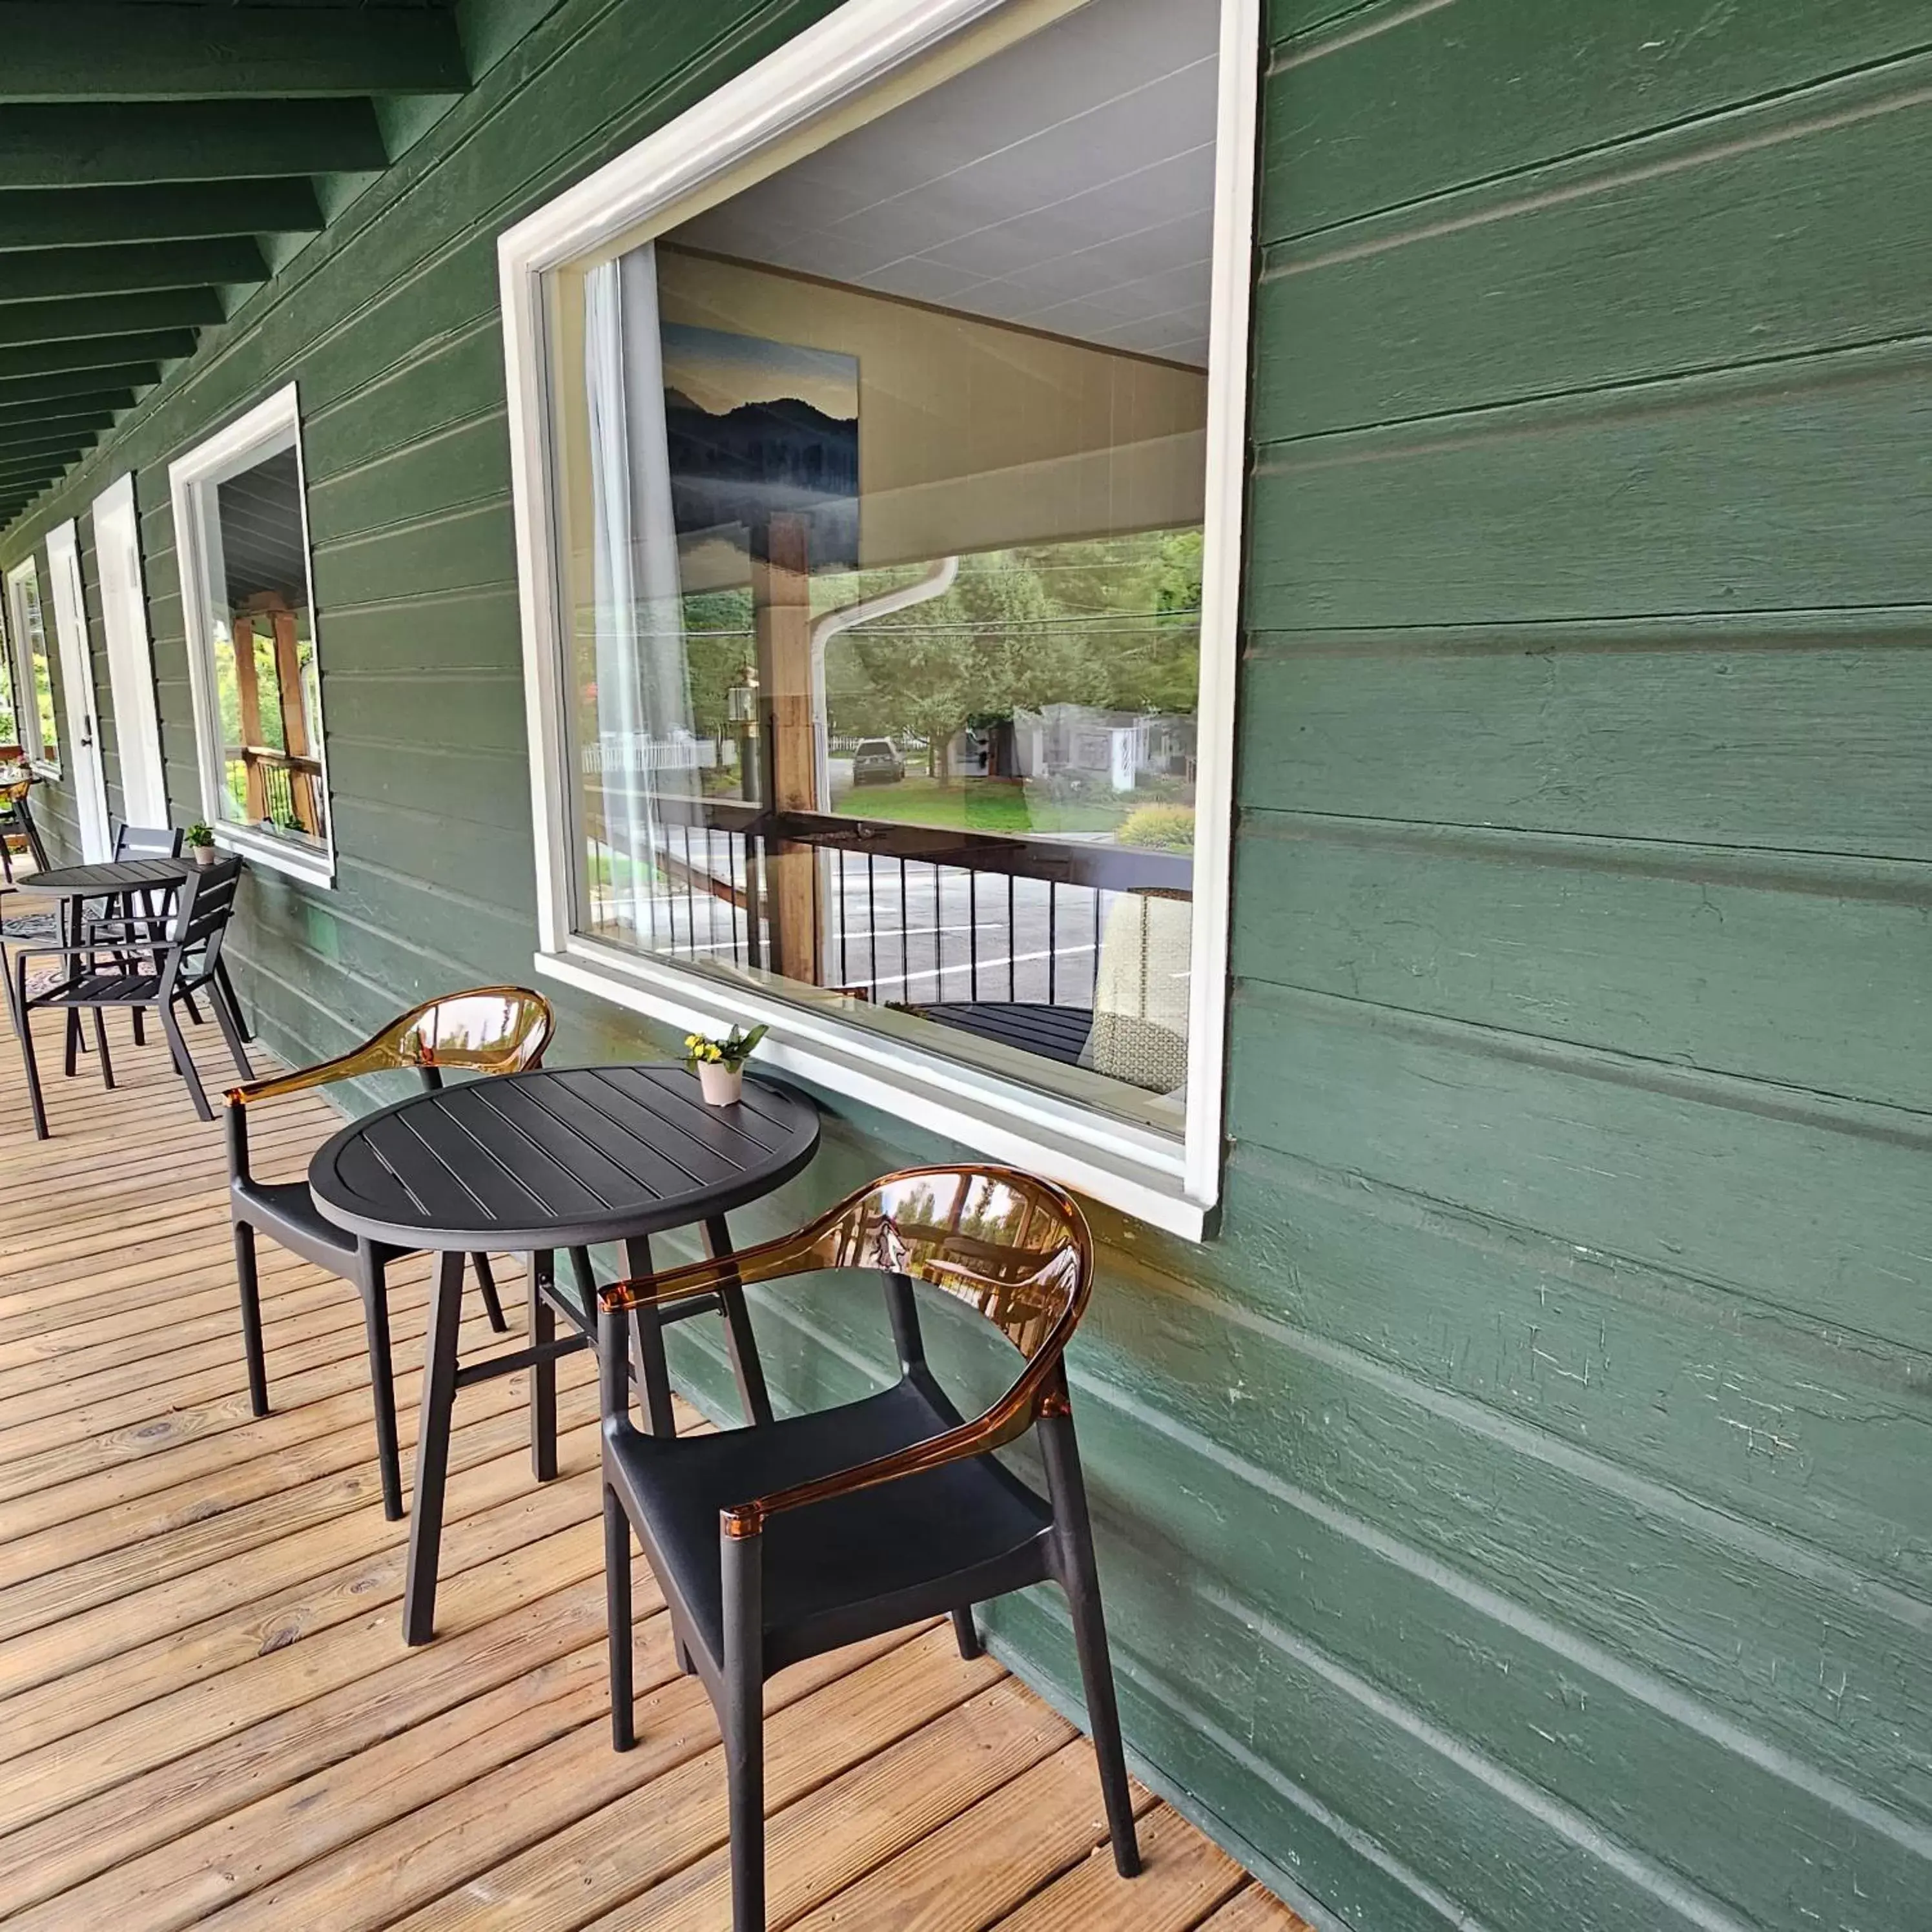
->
[27,858,190,896]
[308,1063,821,1250]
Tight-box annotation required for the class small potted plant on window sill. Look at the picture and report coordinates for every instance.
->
[185,821,218,867]
[684,1023,767,1106]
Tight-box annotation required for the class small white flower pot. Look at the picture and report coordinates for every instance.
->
[190,844,218,867]
[697,1061,743,1106]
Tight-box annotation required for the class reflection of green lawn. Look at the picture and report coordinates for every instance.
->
[831,776,1124,836]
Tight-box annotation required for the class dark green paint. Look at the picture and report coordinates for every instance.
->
[0,180,324,251]
[0,331,194,385]
[0,99,389,187]
[0,239,267,305]
[0,3,468,101]
[5,3,1929,1928]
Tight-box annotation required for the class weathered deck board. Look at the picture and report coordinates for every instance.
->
[0,971,1302,1929]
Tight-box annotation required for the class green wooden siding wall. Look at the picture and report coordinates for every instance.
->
[5,3,1930,1927]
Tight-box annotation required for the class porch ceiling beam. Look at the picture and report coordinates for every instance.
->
[0,6,469,102]
[0,102,389,188]
[0,453,89,493]
[0,427,101,466]
[0,386,135,428]
[0,239,267,305]
[0,332,194,387]
[0,291,225,351]
[0,180,324,251]
[0,410,116,452]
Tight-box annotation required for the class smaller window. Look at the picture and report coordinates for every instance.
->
[169,384,333,887]
[4,558,59,776]
[0,590,17,751]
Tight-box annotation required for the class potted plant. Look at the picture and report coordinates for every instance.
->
[683,1023,767,1105]
[185,821,218,867]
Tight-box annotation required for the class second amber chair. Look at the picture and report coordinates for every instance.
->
[225,987,555,1519]
[597,1165,1140,1931]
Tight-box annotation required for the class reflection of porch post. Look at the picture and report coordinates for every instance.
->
[231,615,267,821]
[268,607,319,833]
[753,512,821,985]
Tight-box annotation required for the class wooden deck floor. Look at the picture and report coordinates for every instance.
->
[0,923,1304,1929]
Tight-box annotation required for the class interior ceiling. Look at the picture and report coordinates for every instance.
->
[217,446,308,609]
[0,0,472,537]
[676,0,1219,369]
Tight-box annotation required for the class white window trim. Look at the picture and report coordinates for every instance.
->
[497,0,1259,1242]
[6,556,61,779]
[168,382,336,890]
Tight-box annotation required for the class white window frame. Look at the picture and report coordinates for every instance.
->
[5,556,60,778]
[497,0,1259,1240]
[168,382,336,889]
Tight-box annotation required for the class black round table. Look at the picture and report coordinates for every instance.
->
[308,1062,820,1642]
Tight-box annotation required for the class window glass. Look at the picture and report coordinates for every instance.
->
[8,562,57,769]
[188,442,329,857]
[0,595,16,750]
[550,0,1217,1132]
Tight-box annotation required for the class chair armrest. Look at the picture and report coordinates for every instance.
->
[718,1364,1066,1540]
[225,1050,364,1108]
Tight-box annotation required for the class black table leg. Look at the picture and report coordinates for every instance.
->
[622,1235,677,1439]
[403,1249,466,1647]
[529,1249,557,1482]
[704,1213,774,1428]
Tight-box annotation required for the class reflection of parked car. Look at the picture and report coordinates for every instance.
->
[851,738,905,784]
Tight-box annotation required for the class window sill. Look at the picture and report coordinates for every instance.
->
[213,823,334,890]
[28,759,59,782]
[535,936,1213,1241]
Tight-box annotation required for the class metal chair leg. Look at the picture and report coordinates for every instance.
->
[214,957,253,1040]
[620,1237,677,1439]
[159,1002,212,1120]
[1040,1409,1140,1878]
[14,1000,48,1139]
[206,980,253,1082]
[358,1253,404,1522]
[723,1530,766,1932]
[606,1484,635,1750]
[90,1007,114,1089]
[234,1218,269,1415]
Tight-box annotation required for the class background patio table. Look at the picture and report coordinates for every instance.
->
[307,1062,821,1642]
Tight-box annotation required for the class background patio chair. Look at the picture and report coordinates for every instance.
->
[225,988,555,1521]
[0,772,48,880]
[597,1164,1140,1931]
[8,854,252,1138]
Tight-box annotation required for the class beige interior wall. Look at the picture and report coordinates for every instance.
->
[655,246,1208,572]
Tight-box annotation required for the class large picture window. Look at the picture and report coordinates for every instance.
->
[5,557,59,775]
[169,384,334,887]
[502,0,1257,1235]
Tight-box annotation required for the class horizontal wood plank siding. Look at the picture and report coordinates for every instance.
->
[3,1,1928,1928]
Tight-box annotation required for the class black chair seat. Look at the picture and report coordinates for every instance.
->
[38,970,165,1005]
[233,1178,364,1269]
[610,1377,1053,1670]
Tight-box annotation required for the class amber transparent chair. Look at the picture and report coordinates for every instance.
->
[225,987,556,1519]
[597,1165,1140,1930]
[0,771,46,880]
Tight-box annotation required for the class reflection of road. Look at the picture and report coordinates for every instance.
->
[613,819,1104,1009]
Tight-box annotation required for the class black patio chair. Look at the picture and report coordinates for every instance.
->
[8,854,252,1138]
[597,1164,1140,1931]
[0,773,48,881]
[83,823,187,1047]
[224,988,555,1521]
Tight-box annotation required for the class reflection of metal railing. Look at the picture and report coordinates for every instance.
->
[582,794,1191,1011]
[224,745,325,836]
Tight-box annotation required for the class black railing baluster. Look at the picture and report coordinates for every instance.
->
[1048,883,1058,1005]
[899,856,909,999]
[838,849,848,988]
[969,870,978,1000]
[1008,874,1016,1000]
[933,861,943,1000]
[867,853,879,996]
[682,823,696,958]
[1092,885,1102,1005]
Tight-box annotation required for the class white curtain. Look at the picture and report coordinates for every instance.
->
[583,243,695,943]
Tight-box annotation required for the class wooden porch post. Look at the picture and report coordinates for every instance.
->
[231,615,267,821]
[268,606,319,833]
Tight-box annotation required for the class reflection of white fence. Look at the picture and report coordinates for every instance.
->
[581,733,717,776]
